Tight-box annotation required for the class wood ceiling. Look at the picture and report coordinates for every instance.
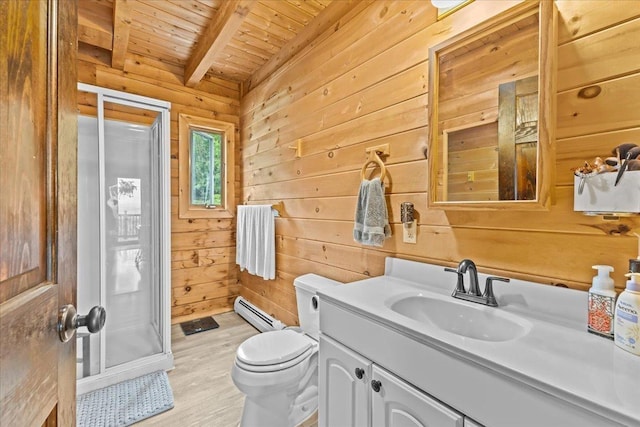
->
[78,0,343,88]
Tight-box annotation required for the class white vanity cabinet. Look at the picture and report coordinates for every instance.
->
[371,365,463,427]
[317,258,639,427]
[319,334,464,427]
[318,335,370,427]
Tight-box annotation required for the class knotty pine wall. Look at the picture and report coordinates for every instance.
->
[239,0,640,327]
[77,46,241,324]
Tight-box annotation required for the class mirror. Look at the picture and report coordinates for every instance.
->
[428,0,557,210]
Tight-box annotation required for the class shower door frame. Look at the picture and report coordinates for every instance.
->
[77,83,173,395]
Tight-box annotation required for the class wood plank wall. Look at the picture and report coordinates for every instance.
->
[77,46,241,324]
[239,0,640,327]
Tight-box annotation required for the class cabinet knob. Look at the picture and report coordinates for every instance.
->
[371,379,382,393]
[354,367,364,379]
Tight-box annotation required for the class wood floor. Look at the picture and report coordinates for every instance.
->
[137,311,258,427]
[137,311,318,427]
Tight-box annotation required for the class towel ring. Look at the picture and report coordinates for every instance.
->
[360,150,387,182]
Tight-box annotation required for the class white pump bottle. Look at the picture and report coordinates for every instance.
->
[614,272,640,355]
[588,265,616,339]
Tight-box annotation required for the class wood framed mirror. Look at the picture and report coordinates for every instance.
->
[427,0,557,210]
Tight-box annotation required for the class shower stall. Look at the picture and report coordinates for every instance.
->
[76,83,172,394]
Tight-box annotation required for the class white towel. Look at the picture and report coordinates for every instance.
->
[236,205,275,280]
[353,178,391,247]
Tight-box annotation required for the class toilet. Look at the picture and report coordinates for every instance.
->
[231,274,341,427]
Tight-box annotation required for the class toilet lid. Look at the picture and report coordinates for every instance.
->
[237,329,313,366]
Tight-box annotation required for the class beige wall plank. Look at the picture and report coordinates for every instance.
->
[172,264,237,288]
[171,247,236,270]
[245,161,427,201]
[171,231,235,251]
[556,72,640,139]
[171,296,238,324]
[170,217,234,233]
[556,1,640,44]
[246,0,373,91]
[244,95,428,171]
[557,18,640,92]
[173,279,240,306]
[239,286,298,326]
[242,128,428,187]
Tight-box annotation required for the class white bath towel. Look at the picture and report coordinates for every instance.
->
[236,205,275,280]
[353,178,391,247]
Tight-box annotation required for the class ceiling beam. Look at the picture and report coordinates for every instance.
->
[111,0,133,69]
[184,0,257,87]
[78,5,113,51]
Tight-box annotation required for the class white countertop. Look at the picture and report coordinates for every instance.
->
[317,257,640,426]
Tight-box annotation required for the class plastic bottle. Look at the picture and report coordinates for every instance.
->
[614,272,640,356]
[588,265,617,339]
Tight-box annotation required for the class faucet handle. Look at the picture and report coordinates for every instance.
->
[483,276,510,307]
[444,267,465,294]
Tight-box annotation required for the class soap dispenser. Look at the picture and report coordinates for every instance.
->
[614,272,640,355]
[588,265,617,339]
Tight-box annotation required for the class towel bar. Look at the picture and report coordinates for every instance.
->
[240,201,284,216]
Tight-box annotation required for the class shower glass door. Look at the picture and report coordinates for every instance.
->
[77,84,172,394]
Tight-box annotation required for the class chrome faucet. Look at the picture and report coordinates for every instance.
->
[458,259,481,296]
[445,259,510,307]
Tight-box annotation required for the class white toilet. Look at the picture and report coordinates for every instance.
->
[231,274,341,427]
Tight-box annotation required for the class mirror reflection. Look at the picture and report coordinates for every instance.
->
[428,1,555,208]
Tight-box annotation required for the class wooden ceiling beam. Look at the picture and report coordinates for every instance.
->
[184,0,258,87]
[111,0,133,69]
[78,6,113,51]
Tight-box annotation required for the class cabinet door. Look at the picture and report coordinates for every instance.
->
[464,418,484,427]
[371,365,464,427]
[319,335,371,427]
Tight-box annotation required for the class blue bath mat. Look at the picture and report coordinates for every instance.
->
[77,370,174,426]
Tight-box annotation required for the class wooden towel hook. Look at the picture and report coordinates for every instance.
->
[360,144,389,182]
[288,139,302,158]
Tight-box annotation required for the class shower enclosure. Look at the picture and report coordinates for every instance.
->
[76,83,172,394]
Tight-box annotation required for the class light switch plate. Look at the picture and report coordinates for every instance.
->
[402,220,417,244]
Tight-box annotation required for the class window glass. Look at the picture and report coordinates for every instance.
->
[178,114,235,219]
[190,129,223,207]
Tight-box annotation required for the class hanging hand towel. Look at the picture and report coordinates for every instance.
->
[353,178,391,247]
[236,205,275,280]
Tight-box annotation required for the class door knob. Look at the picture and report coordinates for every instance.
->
[371,379,382,393]
[355,367,365,379]
[58,305,106,342]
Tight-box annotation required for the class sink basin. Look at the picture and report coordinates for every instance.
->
[389,295,531,342]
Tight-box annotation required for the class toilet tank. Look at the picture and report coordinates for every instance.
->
[293,274,342,340]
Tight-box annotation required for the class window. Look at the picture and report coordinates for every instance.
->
[190,129,223,207]
[178,114,235,218]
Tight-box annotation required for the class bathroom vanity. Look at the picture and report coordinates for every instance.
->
[317,258,640,427]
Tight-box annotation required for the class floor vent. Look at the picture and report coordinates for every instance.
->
[180,316,219,336]
[234,296,286,332]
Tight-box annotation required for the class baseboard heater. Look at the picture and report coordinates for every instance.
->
[234,296,286,332]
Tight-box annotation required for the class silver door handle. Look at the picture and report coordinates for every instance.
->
[58,305,106,342]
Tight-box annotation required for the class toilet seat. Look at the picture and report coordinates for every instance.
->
[236,346,314,373]
[236,329,315,373]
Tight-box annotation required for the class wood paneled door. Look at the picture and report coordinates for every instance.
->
[0,0,78,425]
